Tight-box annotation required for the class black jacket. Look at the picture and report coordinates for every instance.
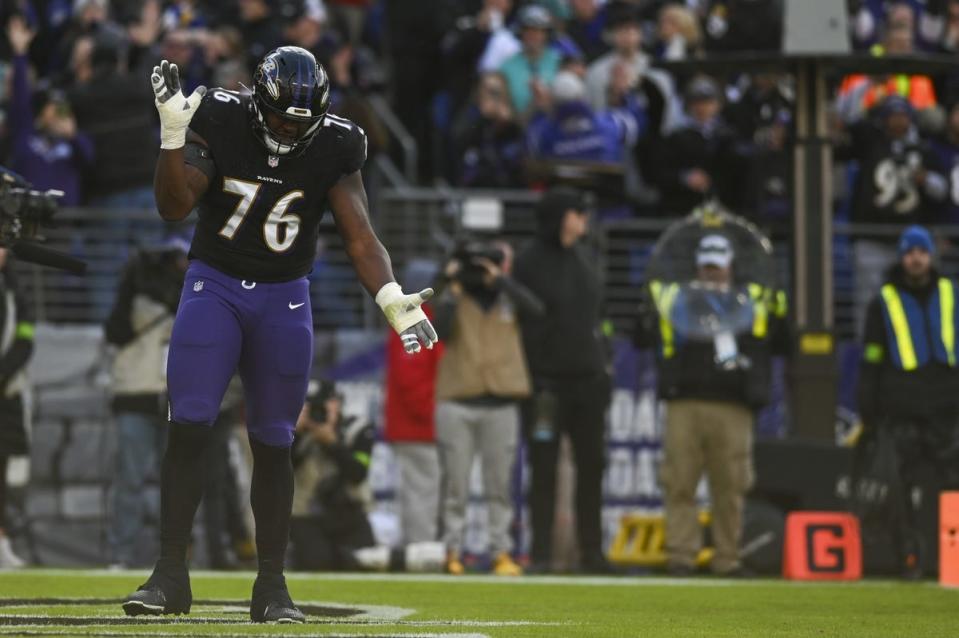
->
[857,265,959,425]
[513,209,607,381]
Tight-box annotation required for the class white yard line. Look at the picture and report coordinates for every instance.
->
[0,569,918,588]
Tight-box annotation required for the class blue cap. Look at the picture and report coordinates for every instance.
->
[898,225,934,256]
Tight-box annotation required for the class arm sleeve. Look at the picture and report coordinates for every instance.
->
[498,275,546,317]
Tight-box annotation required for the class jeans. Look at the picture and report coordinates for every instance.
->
[109,411,167,565]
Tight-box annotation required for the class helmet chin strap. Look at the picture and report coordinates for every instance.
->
[263,130,294,155]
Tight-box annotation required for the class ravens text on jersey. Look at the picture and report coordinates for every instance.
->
[186,88,367,282]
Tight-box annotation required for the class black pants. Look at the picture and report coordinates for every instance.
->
[289,506,375,571]
[887,412,959,563]
[523,375,609,564]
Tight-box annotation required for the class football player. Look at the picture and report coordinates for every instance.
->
[121,46,437,623]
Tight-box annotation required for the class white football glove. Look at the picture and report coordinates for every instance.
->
[151,59,206,150]
[376,282,439,354]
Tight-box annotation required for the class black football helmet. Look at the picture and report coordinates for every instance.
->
[250,46,331,156]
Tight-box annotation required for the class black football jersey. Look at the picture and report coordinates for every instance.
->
[186,88,367,281]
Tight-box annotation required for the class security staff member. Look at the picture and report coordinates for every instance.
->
[857,224,959,579]
[636,234,788,576]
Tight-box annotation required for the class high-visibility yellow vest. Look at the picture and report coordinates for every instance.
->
[648,281,785,359]
[875,278,959,371]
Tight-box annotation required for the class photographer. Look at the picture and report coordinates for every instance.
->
[290,380,376,571]
[104,237,188,568]
[0,247,35,569]
[433,239,544,575]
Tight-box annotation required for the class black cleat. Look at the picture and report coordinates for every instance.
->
[250,573,306,624]
[121,558,192,616]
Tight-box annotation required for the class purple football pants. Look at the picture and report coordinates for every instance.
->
[167,260,313,447]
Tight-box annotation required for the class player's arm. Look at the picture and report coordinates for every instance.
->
[150,59,209,221]
[154,130,210,221]
[329,170,438,354]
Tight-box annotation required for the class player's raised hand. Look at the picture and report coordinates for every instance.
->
[375,283,439,354]
[151,59,206,149]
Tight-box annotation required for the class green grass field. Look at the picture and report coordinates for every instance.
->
[0,570,956,637]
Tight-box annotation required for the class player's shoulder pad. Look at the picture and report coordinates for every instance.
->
[321,113,368,174]
[190,87,248,135]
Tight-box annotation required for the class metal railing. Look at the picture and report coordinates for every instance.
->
[16,193,959,341]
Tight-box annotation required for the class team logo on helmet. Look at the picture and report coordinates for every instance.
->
[260,57,279,100]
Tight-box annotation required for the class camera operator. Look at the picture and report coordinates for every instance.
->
[290,380,376,571]
[432,238,544,575]
[104,236,188,568]
[0,247,35,569]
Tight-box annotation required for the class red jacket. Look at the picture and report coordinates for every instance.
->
[383,305,443,442]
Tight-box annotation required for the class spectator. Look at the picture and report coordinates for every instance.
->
[938,0,959,52]
[280,0,333,60]
[527,70,645,164]
[930,101,959,223]
[655,3,704,61]
[0,246,35,570]
[238,0,285,71]
[584,1,648,110]
[741,110,792,225]
[649,76,746,215]
[839,96,947,336]
[441,0,519,117]
[850,0,946,53]
[162,0,208,31]
[842,96,946,225]
[433,239,543,576]
[564,0,608,63]
[838,6,938,124]
[290,380,377,571]
[326,0,370,46]
[703,0,783,53]
[385,0,458,181]
[856,225,959,579]
[723,74,794,144]
[635,232,788,576]
[499,4,561,117]
[383,262,444,546]
[104,238,187,568]
[451,72,525,188]
[513,187,612,575]
[67,32,156,208]
[6,16,94,206]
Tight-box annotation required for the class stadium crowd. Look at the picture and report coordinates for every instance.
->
[1,0,959,580]
[6,0,959,225]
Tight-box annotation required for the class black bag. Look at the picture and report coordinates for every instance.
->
[848,425,905,533]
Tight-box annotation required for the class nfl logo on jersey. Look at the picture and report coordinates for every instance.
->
[268,155,279,168]
[194,281,204,292]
